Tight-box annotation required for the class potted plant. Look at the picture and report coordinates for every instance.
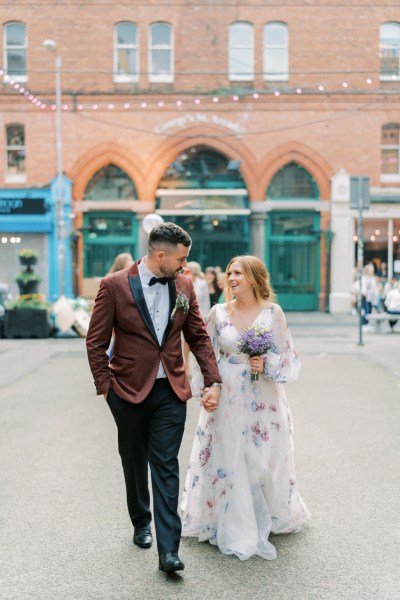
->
[18,248,39,267]
[4,293,51,339]
[15,271,42,295]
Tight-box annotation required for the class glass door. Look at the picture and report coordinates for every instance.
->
[83,212,137,277]
[266,212,320,310]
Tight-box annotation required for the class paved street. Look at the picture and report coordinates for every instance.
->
[0,314,399,600]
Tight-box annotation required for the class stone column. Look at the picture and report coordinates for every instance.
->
[249,203,268,260]
[329,169,355,313]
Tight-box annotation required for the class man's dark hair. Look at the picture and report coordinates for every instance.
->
[148,222,192,253]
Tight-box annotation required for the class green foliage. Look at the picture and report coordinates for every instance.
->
[15,271,41,284]
[18,248,39,259]
[5,293,50,310]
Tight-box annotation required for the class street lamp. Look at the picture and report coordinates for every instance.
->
[43,39,65,298]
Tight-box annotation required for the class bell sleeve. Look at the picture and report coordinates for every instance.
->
[190,304,220,398]
[263,304,301,383]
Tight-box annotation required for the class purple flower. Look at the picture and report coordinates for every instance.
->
[237,326,274,357]
[199,447,211,466]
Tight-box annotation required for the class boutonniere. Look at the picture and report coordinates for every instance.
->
[170,290,189,320]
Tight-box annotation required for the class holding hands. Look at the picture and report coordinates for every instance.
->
[201,385,221,413]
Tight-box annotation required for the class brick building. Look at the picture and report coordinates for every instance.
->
[1,1,399,310]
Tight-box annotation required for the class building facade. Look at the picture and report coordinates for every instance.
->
[1,1,399,311]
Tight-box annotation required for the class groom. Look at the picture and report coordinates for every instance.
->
[86,222,222,573]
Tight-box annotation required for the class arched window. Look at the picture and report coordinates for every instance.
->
[229,22,254,81]
[84,164,137,200]
[264,22,288,81]
[149,22,173,82]
[159,146,245,190]
[4,22,27,80]
[6,124,25,180]
[381,123,400,178]
[114,22,138,82]
[267,163,319,199]
[380,22,400,78]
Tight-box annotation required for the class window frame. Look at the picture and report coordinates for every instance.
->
[228,21,254,82]
[5,123,26,183]
[379,22,400,81]
[3,21,27,82]
[113,21,139,83]
[380,123,400,182]
[148,22,174,83]
[263,21,289,82]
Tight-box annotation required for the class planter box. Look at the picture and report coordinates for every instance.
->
[4,308,51,339]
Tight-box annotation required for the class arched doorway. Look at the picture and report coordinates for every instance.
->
[265,162,321,310]
[80,164,138,292]
[156,145,250,270]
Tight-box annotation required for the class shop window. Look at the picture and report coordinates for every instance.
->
[158,146,245,190]
[380,22,400,79]
[267,163,319,199]
[381,123,400,179]
[3,22,27,81]
[114,22,138,82]
[229,21,254,81]
[263,22,288,81]
[5,124,25,181]
[84,164,137,200]
[149,22,173,82]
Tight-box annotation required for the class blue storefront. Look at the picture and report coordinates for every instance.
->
[0,176,73,301]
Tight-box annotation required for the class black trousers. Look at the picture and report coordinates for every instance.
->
[106,379,187,554]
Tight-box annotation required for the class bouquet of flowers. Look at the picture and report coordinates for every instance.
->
[237,325,275,382]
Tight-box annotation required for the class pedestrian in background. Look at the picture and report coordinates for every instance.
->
[205,266,219,307]
[86,222,222,574]
[384,280,400,330]
[183,261,211,375]
[107,252,134,275]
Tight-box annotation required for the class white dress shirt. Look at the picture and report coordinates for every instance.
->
[138,258,170,379]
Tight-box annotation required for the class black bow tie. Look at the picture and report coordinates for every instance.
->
[149,276,169,286]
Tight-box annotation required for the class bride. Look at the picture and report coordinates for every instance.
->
[180,255,310,560]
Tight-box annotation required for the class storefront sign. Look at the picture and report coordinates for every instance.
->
[154,113,246,135]
[0,198,47,215]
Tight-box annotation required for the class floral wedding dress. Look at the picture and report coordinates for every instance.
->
[181,303,310,560]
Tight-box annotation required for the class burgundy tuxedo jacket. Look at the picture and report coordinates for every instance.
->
[86,260,221,404]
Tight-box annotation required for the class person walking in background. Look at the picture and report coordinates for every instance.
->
[86,222,222,573]
[181,255,310,561]
[205,266,219,307]
[361,263,379,327]
[183,262,211,375]
[384,280,400,330]
[107,252,134,275]
[216,271,227,303]
[186,261,210,319]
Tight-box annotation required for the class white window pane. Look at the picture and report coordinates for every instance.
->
[152,49,171,74]
[6,23,25,46]
[151,23,171,46]
[381,23,400,42]
[230,48,253,76]
[265,48,286,75]
[117,23,136,45]
[7,49,26,75]
[7,149,25,175]
[265,24,286,46]
[230,24,252,47]
[381,149,399,174]
[118,48,136,75]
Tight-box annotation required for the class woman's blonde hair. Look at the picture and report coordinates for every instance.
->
[224,255,276,307]
[107,252,133,275]
[186,261,205,279]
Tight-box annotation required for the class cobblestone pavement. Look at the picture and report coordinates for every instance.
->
[0,313,399,600]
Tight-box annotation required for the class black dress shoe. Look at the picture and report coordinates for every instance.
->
[159,552,185,572]
[133,526,153,548]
